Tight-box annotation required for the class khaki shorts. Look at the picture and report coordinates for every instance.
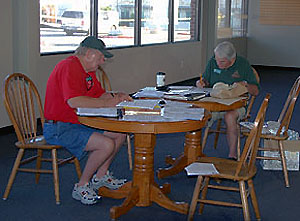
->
[207,107,246,127]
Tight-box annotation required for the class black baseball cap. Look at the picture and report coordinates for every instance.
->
[80,36,113,58]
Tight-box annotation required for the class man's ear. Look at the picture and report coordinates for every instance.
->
[85,49,96,62]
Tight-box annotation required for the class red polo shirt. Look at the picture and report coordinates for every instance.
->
[44,56,105,124]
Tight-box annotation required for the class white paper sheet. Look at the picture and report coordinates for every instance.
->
[76,107,119,117]
[200,96,245,105]
[117,99,160,109]
[185,162,219,176]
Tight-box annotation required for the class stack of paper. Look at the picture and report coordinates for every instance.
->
[185,162,219,176]
[163,106,204,121]
[76,107,120,117]
[117,99,160,109]
[117,99,162,116]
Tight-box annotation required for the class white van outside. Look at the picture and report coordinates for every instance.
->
[61,10,89,35]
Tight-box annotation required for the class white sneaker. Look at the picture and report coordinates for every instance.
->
[72,183,101,205]
[90,171,127,191]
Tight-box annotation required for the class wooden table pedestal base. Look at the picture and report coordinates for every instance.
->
[98,133,188,219]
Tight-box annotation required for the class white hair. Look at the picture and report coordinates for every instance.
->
[214,41,236,60]
[74,46,89,55]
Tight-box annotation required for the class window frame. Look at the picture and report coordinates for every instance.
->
[217,0,248,39]
[40,0,202,55]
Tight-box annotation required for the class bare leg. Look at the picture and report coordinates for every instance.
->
[224,110,239,158]
[94,131,126,178]
[77,132,126,186]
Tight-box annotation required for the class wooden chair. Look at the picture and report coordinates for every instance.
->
[96,66,133,170]
[241,76,300,187]
[2,73,82,204]
[188,94,270,221]
[202,67,260,158]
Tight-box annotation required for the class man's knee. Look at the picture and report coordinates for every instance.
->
[87,133,115,153]
[224,110,239,122]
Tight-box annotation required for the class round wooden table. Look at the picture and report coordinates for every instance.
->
[78,114,210,219]
[78,98,246,219]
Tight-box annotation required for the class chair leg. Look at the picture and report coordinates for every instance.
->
[35,149,43,184]
[237,124,241,160]
[73,157,82,180]
[278,140,290,187]
[188,176,204,221]
[127,134,133,170]
[239,180,250,221]
[213,119,222,149]
[199,176,210,214]
[247,179,261,220]
[202,127,210,152]
[3,149,24,200]
[51,149,60,205]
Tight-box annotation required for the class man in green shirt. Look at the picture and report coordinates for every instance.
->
[196,41,259,159]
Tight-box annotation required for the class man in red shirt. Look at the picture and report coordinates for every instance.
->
[44,36,131,205]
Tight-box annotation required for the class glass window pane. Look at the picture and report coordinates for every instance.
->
[231,0,246,37]
[40,0,90,54]
[98,0,135,47]
[141,0,169,45]
[174,0,195,42]
[217,0,232,39]
[217,0,247,39]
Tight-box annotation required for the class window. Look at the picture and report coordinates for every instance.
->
[40,0,90,53]
[174,0,196,42]
[217,0,248,39]
[98,1,135,47]
[40,0,200,54]
[141,0,169,45]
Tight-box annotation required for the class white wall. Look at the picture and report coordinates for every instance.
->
[0,1,13,127]
[247,0,300,68]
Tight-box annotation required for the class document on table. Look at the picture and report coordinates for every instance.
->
[163,107,205,121]
[117,99,160,109]
[200,96,245,105]
[76,107,119,117]
[185,162,219,176]
[122,115,168,122]
[133,90,164,98]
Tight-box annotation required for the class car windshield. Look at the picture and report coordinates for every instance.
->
[62,11,83,19]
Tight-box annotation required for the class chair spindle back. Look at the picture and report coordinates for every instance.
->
[3,73,44,144]
[276,76,300,137]
[235,94,270,177]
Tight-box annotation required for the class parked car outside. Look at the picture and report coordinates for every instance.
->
[60,9,89,36]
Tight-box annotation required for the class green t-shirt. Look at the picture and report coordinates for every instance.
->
[203,55,259,88]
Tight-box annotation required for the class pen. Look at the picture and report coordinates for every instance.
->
[200,73,206,86]
[107,91,118,97]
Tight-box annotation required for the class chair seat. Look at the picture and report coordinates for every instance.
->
[198,157,256,180]
[188,94,270,221]
[3,73,82,204]
[15,135,62,149]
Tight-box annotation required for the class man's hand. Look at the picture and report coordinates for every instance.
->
[114,92,133,102]
[235,81,259,96]
[196,77,209,88]
[100,92,132,107]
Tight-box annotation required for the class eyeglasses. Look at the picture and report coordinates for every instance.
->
[86,74,94,91]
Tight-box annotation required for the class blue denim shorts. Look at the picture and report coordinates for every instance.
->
[43,122,104,159]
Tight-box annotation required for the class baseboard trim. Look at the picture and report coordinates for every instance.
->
[0,118,42,136]
[252,65,300,72]
[0,125,15,135]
